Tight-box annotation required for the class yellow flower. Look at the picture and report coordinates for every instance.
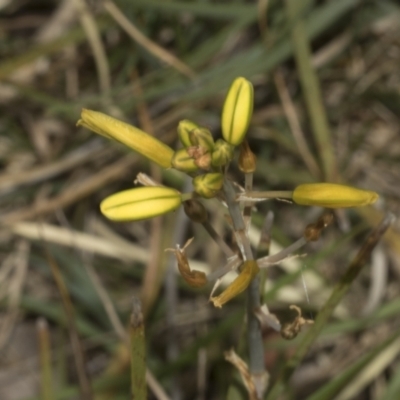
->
[221,77,254,146]
[100,187,182,221]
[77,109,174,168]
[293,183,379,208]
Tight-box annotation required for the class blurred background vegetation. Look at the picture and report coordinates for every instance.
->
[1,0,400,399]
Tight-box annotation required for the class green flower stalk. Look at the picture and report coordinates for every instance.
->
[221,77,254,146]
[77,109,174,168]
[293,183,379,208]
[100,186,182,221]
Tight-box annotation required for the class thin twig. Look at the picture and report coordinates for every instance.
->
[130,297,147,400]
[202,220,237,259]
[44,247,93,400]
[37,318,55,400]
[285,0,337,181]
[257,237,307,268]
[71,0,110,94]
[103,0,195,79]
[273,69,320,178]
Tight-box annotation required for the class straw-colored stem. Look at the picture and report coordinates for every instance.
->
[37,318,55,400]
[266,213,394,400]
[237,191,293,202]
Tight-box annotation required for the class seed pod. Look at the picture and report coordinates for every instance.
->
[304,212,334,242]
[293,183,379,208]
[238,140,256,173]
[192,173,224,199]
[177,119,199,147]
[211,260,259,308]
[77,109,174,168]
[221,77,254,146]
[211,139,234,167]
[189,127,214,152]
[183,199,208,223]
[171,148,199,173]
[100,186,181,221]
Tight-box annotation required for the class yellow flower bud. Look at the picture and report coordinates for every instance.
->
[77,109,174,168]
[177,119,199,148]
[293,183,379,208]
[221,77,254,146]
[192,173,223,199]
[100,186,181,221]
[211,261,259,308]
[189,127,214,152]
[171,148,199,173]
[211,139,234,167]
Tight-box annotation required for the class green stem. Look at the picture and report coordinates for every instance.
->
[222,180,267,398]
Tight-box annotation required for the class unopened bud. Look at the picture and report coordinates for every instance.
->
[238,140,256,173]
[177,119,199,148]
[189,127,214,152]
[171,148,199,173]
[293,183,379,208]
[211,139,234,167]
[221,77,254,146]
[192,173,223,199]
[100,186,181,221]
[183,199,208,223]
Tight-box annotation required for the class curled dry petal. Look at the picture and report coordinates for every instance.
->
[211,260,259,308]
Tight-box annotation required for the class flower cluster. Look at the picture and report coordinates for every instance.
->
[77,77,379,309]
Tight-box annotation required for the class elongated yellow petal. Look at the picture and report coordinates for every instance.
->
[77,109,174,168]
[100,187,181,221]
[293,183,378,208]
[221,77,254,146]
